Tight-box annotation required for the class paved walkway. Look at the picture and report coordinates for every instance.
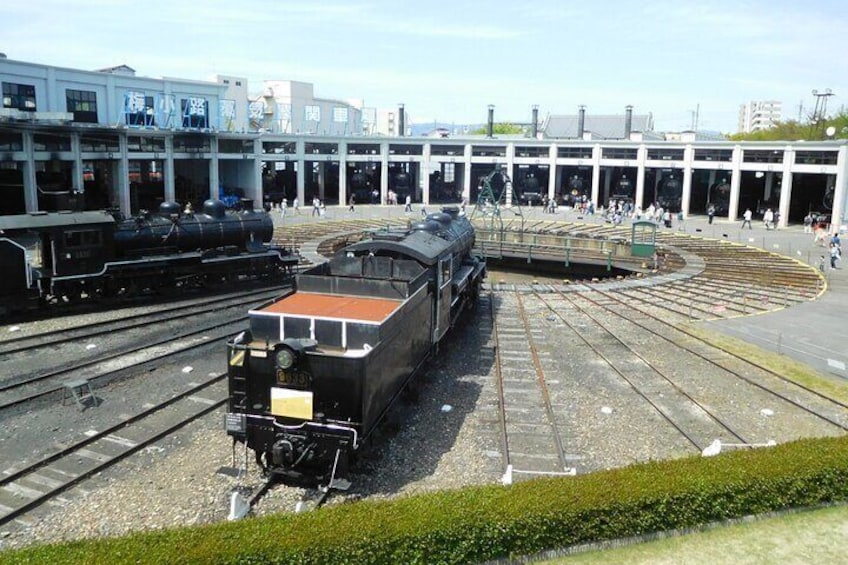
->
[270,203,848,381]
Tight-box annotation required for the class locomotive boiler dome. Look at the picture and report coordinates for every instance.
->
[158,201,181,218]
[202,199,227,218]
[524,175,540,191]
[426,212,452,226]
[412,220,441,233]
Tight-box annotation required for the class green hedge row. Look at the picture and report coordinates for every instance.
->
[6,435,848,564]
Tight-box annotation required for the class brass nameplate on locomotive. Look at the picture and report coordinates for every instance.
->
[276,369,311,388]
[271,387,313,420]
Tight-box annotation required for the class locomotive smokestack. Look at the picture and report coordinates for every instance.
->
[624,105,633,139]
[398,103,405,137]
[487,104,495,138]
[531,104,539,138]
[577,105,586,139]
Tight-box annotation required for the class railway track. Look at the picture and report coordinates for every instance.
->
[0,290,277,412]
[0,375,228,527]
[489,280,846,479]
[580,288,848,429]
[537,288,845,453]
[0,286,285,355]
[490,290,576,483]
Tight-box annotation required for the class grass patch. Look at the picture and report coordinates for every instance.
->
[540,503,848,564]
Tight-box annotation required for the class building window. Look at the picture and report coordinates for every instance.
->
[647,148,684,161]
[557,146,593,159]
[602,147,638,160]
[743,150,783,164]
[222,79,230,85]
[125,93,156,126]
[181,97,208,128]
[795,150,837,165]
[66,89,98,123]
[2,82,36,112]
[235,81,242,86]
[694,149,732,162]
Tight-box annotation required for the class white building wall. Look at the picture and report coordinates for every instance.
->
[738,100,782,133]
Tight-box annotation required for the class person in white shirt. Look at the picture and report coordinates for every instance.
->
[741,208,753,229]
[763,208,774,230]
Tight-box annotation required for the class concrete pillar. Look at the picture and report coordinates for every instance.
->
[833,146,847,229]
[462,144,472,202]
[548,143,557,201]
[681,145,694,216]
[252,139,263,208]
[728,145,743,220]
[21,131,37,212]
[71,132,83,192]
[778,146,793,229]
[422,143,431,204]
[635,145,647,208]
[296,139,305,206]
[506,143,515,189]
[164,136,175,203]
[209,137,219,201]
[338,140,348,206]
[380,141,389,204]
[119,134,130,215]
[591,144,601,205]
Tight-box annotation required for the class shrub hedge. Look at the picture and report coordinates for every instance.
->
[4,435,848,564]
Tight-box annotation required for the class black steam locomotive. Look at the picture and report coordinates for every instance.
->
[349,169,377,204]
[518,173,543,205]
[611,176,635,204]
[656,174,683,211]
[0,199,298,314]
[563,173,590,206]
[224,206,485,487]
[390,169,414,202]
[708,179,731,215]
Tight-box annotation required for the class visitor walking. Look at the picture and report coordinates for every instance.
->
[741,208,753,229]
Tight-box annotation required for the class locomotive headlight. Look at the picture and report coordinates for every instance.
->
[275,347,296,370]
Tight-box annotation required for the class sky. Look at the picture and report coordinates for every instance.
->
[3,0,848,133]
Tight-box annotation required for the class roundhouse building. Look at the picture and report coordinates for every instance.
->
[1,56,845,229]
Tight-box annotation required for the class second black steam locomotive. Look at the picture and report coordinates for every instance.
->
[224,206,485,487]
[0,199,298,314]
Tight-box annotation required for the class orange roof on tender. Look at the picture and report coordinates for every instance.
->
[258,292,401,323]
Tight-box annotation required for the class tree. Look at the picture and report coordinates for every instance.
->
[469,123,526,135]
[731,111,848,141]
